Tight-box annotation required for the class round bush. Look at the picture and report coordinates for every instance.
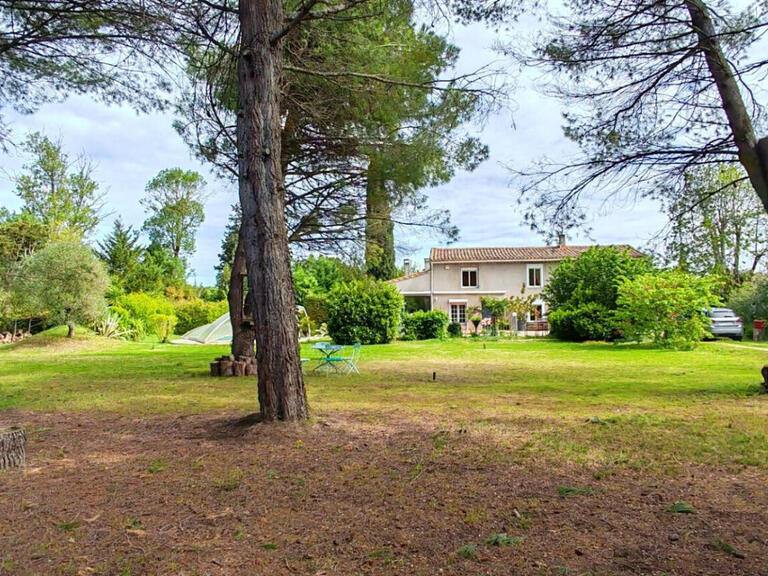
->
[447,321,463,338]
[326,280,403,345]
[549,303,614,341]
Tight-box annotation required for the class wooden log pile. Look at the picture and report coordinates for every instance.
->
[0,330,29,344]
[210,354,256,377]
[0,427,26,470]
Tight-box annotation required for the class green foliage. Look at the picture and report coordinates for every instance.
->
[113,292,176,341]
[728,275,768,334]
[458,544,477,560]
[122,244,186,294]
[401,310,449,340]
[303,293,328,326]
[545,247,653,311]
[92,312,132,340]
[96,218,142,286]
[557,486,594,497]
[545,247,653,341]
[292,266,319,306]
[549,303,615,342]
[141,168,207,262]
[667,500,698,514]
[715,539,745,558]
[215,205,241,294]
[485,533,525,546]
[326,279,403,345]
[292,257,362,325]
[173,299,228,334]
[0,212,50,322]
[665,164,768,284]
[0,211,49,265]
[13,132,104,239]
[447,321,463,337]
[11,241,108,335]
[293,257,361,294]
[148,313,177,343]
[178,1,482,252]
[508,289,538,331]
[480,295,510,335]
[615,271,722,349]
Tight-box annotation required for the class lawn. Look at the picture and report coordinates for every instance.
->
[1,330,768,574]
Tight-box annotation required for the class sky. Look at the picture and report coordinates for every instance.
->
[0,13,696,286]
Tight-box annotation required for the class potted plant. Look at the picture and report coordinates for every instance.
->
[470,314,482,336]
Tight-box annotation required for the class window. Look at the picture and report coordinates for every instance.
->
[528,303,544,322]
[450,304,467,324]
[461,268,478,288]
[527,265,543,287]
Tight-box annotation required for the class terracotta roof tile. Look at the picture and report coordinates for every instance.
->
[429,245,642,263]
[388,269,429,283]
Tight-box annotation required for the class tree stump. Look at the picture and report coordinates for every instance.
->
[209,355,256,377]
[0,427,26,470]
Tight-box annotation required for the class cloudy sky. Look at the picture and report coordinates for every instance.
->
[0,14,698,285]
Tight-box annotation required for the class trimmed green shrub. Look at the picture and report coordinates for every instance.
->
[326,279,403,345]
[173,298,228,334]
[548,303,615,341]
[401,310,449,340]
[447,321,463,337]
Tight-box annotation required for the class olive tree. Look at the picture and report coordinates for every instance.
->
[12,242,109,337]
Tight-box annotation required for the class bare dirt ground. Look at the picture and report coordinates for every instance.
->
[1,410,766,575]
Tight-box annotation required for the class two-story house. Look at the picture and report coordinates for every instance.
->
[390,241,641,332]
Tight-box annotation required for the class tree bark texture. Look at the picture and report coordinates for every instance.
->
[229,229,256,360]
[686,0,768,211]
[237,0,308,421]
[365,157,396,280]
[0,428,26,470]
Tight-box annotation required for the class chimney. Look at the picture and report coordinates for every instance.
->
[424,257,431,270]
[557,232,566,247]
[403,258,412,275]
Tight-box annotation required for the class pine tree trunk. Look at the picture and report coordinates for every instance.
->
[0,428,25,470]
[229,230,256,359]
[686,0,768,211]
[365,156,396,280]
[67,321,75,338]
[237,0,307,421]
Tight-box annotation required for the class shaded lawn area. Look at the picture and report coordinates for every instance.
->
[2,330,768,574]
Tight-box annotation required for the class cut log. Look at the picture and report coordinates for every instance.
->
[0,427,26,470]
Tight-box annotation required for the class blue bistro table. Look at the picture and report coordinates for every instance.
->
[311,342,344,372]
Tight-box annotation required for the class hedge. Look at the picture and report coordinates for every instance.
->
[326,279,403,345]
[401,310,449,340]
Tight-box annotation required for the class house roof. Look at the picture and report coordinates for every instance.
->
[429,245,643,263]
[388,269,429,284]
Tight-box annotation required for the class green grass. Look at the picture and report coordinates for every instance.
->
[3,327,768,469]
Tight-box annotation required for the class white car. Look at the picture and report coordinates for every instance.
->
[705,307,743,340]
